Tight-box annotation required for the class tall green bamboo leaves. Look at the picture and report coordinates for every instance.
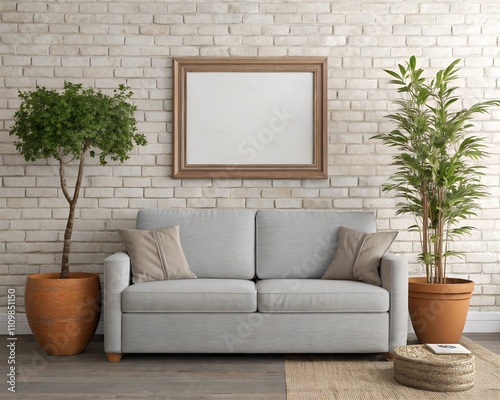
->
[373,57,499,283]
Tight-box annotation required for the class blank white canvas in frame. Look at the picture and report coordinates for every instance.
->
[185,71,314,165]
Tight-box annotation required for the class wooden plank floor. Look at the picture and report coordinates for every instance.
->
[2,333,498,399]
[3,335,286,399]
[466,332,500,355]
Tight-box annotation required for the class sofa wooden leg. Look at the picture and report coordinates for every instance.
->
[106,352,123,362]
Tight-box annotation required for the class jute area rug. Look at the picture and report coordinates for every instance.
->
[285,337,499,400]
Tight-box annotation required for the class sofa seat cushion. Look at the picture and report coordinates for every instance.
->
[257,279,389,313]
[122,279,257,313]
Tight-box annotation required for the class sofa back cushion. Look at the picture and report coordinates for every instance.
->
[136,208,256,279]
[256,210,377,279]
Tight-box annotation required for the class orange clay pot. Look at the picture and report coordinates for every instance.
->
[408,277,474,344]
[25,272,101,356]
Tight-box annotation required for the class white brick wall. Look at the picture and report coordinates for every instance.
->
[1,0,500,313]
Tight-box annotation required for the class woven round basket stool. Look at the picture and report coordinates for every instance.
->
[393,345,475,392]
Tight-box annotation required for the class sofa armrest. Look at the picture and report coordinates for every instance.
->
[104,252,131,354]
[380,253,408,352]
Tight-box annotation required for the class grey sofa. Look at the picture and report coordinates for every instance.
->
[104,208,408,362]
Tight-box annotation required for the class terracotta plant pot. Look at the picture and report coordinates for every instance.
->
[25,272,101,356]
[408,277,474,344]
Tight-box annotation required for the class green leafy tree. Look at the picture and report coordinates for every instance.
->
[10,82,147,279]
[373,57,499,283]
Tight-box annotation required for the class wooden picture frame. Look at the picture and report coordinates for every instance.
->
[173,57,327,179]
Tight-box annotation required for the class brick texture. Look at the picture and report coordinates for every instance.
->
[1,0,500,312]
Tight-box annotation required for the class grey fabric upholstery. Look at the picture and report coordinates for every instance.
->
[122,313,389,353]
[136,208,256,279]
[256,210,377,279]
[104,209,409,357]
[380,253,409,351]
[257,279,389,313]
[104,252,131,354]
[122,279,257,313]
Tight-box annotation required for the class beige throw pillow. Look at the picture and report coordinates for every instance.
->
[322,226,397,286]
[118,225,197,284]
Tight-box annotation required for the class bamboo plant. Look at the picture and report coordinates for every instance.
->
[9,82,147,279]
[373,56,499,283]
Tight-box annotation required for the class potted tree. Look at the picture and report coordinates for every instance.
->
[373,56,499,343]
[10,82,147,355]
